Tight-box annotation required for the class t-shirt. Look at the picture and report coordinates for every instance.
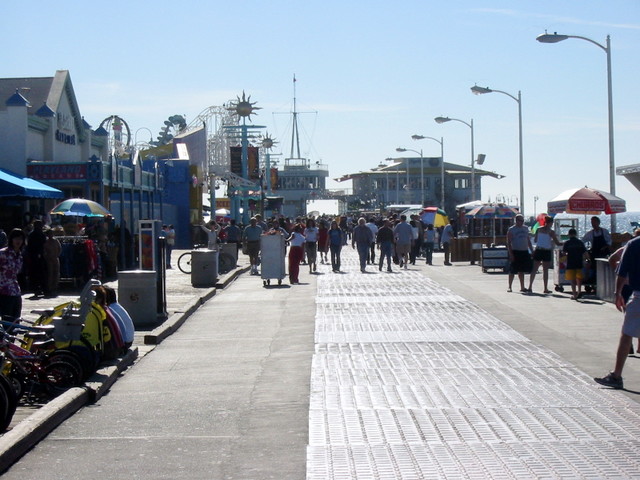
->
[562,237,586,270]
[617,236,640,291]
[394,222,413,245]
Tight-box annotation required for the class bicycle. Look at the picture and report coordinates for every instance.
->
[0,324,85,402]
[178,247,236,275]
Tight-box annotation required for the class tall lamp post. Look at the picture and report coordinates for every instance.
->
[411,135,445,210]
[396,147,423,205]
[536,32,616,232]
[435,116,475,202]
[471,85,524,215]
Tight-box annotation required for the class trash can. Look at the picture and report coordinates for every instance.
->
[220,243,238,266]
[191,250,218,287]
[118,270,158,327]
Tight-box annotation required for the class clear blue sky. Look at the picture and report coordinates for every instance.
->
[3,1,639,214]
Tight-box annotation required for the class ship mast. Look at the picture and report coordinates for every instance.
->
[290,74,302,159]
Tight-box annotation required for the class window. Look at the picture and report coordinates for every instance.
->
[454,178,469,189]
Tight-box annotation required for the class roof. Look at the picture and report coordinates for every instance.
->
[0,76,53,114]
[0,167,63,199]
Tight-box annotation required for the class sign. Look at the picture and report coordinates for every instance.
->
[28,163,87,180]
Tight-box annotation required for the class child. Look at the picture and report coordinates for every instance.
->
[562,228,587,300]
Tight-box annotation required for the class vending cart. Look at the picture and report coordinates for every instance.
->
[260,233,286,286]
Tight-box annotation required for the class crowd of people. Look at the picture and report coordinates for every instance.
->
[195,212,457,285]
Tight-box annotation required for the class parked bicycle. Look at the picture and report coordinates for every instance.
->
[178,246,236,275]
[0,323,84,402]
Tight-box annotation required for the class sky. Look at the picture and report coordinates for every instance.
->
[3,1,640,215]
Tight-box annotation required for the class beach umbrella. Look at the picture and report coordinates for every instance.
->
[50,198,112,217]
[215,208,230,216]
[465,203,518,219]
[420,206,449,227]
[547,187,626,215]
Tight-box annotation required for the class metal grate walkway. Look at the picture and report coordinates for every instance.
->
[307,251,640,479]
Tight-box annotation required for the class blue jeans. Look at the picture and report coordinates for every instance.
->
[379,241,393,269]
[330,243,342,271]
[424,242,434,264]
[356,242,369,271]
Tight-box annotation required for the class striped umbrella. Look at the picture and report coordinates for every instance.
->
[50,198,112,217]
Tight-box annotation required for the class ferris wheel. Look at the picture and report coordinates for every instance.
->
[99,115,132,157]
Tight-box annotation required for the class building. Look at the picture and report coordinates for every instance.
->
[275,158,329,218]
[336,157,503,215]
[0,71,201,258]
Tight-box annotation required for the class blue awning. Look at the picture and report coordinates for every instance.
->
[0,167,64,199]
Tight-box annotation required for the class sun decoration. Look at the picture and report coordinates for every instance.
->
[228,91,261,120]
[261,133,277,150]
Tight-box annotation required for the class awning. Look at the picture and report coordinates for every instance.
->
[0,167,64,199]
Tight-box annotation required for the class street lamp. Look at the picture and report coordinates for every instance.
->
[396,147,423,205]
[471,85,524,215]
[536,32,616,232]
[435,116,475,202]
[412,135,445,210]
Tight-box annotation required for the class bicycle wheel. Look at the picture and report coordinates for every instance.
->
[178,252,192,274]
[0,374,17,431]
[218,252,235,274]
[43,356,83,396]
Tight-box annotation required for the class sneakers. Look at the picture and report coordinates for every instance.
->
[594,372,624,389]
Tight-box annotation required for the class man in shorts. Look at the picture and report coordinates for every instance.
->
[594,234,640,389]
[393,215,414,270]
[506,214,533,293]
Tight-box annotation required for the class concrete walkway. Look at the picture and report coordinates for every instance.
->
[307,251,640,478]
[2,247,640,478]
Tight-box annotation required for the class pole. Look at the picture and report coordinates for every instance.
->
[470,119,475,202]
[517,91,524,215]
[605,35,616,233]
[420,149,424,207]
[440,138,445,210]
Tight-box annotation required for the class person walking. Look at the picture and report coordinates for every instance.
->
[366,218,379,265]
[393,215,414,270]
[528,216,562,294]
[242,217,263,275]
[42,228,61,297]
[424,224,436,265]
[26,219,46,296]
[287,224,305,284]
[440,219,456,266]
[506,214,533,293]
[318,221,329,265]
[328,220,343,273]
[304,218,319,273]
[352,217,374,273]
[376,219,395,272]
[165,224,175,268]
[594,234,640,389]
[0,228,26,319]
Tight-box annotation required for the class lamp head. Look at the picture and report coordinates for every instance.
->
[471,85,492,95]
[536,32,568,43]
[434,116,450,124]
[411,134,425,140]
[395,147,407,152]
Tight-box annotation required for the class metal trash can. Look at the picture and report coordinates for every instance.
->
[220,243,238,266]
[118,270,158,326]
[191,250,218,287]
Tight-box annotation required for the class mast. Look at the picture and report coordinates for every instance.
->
[290,74,301,159]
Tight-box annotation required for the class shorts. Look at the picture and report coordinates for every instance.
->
[396,242,411,255]
[246,240,260,257]
[510,250,532,274]
[564,269,583,281]
[622,293,640,337]
[533,248,552,262]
